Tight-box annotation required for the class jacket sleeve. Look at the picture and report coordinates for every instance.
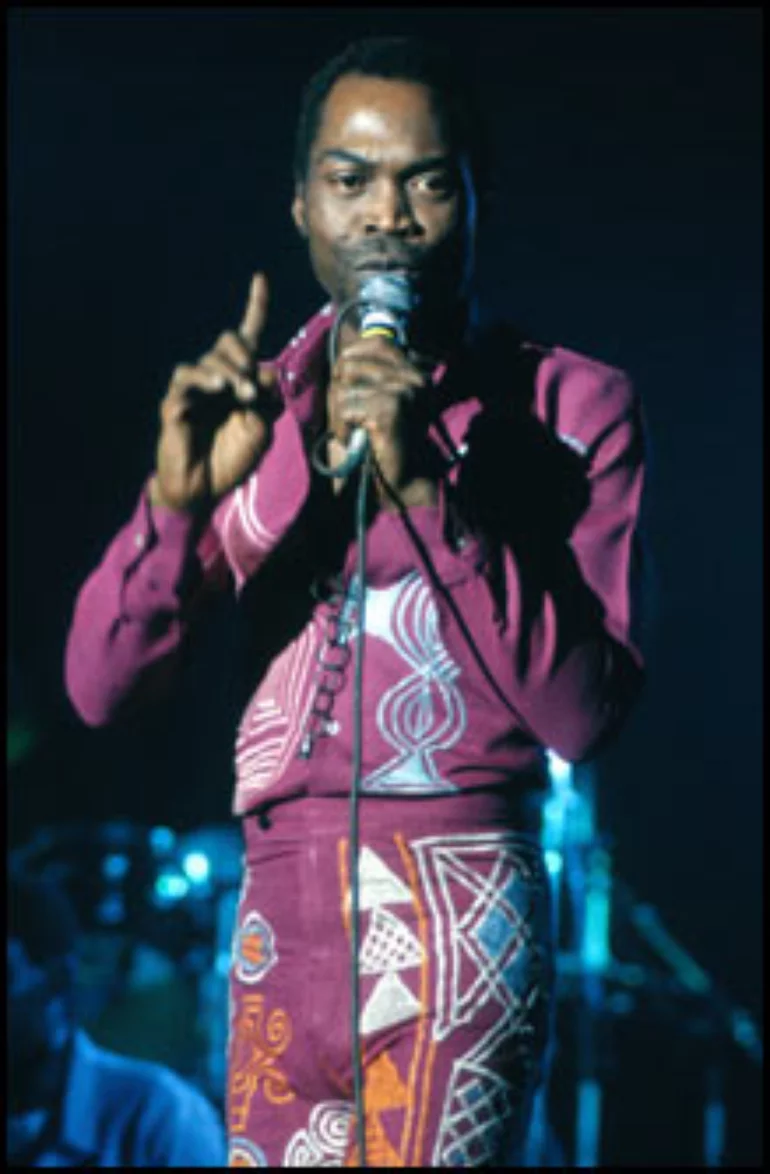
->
[495,359,646,761]
[64,483,231,727]
[361,358,646,765]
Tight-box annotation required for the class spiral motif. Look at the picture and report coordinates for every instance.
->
[312,1102,354,1151]
[284,1137,316,1166]
[266,1006,292,1050]
[228,993,296,1131]
[283,1101,354,1166]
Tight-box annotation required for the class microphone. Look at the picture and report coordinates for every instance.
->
[343,272,419,470]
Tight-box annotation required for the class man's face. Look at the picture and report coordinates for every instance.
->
[292,74,477,320]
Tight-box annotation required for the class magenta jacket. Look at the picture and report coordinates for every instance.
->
[64,304,645,817]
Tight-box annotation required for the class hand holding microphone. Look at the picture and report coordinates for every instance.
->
[341,273,418,470]
[326,274,439,505]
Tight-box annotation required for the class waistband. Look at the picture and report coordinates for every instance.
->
[241,784,545,853]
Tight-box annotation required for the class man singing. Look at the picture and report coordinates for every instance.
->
[65,35,645,1167]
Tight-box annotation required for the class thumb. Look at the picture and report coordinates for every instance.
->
[238,272,269,352]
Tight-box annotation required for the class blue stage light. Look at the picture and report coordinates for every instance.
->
[153,872,189,904]
[544,849,564,877]
[96,893,125,925]
[546,749,573,785]
[101,852,130,881]
[149,826,176,854]
[182,851,212,884]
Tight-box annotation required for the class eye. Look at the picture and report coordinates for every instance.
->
[329,171,367,194]
[412,171,457,199]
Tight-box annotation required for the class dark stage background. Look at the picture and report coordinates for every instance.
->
[8,8,762,1165]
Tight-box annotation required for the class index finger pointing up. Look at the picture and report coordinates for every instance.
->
[238,272,269,352]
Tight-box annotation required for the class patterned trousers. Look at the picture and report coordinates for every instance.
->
[226,796,553,1167]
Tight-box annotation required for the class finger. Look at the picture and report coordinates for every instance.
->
[339,333,403,358]
[213,330,254,373]
[238,272,269,352]
[339,399,367,426]
[329,379,416,431]
[338,340,415,366]
[199,355,257,402]
[338,339,426,378]
[338,406,390,445]
[162,365,230,426]
[339,391,409,418]
[338,381,420,408]
[338,392,408,430]
[334,358,424,390]
[334,384,422,418]
[168,362,229,396]
[256,361,278,392]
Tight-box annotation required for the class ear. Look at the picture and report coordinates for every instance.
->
[291,189,308,238]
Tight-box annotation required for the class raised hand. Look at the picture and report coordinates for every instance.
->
[150,274,279,513]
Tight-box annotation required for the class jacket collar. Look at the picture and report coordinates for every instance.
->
[272,302,336,430]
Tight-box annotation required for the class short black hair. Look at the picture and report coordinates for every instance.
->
[294,35,491,206]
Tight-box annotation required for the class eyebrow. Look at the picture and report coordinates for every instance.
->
[315,148,455,179]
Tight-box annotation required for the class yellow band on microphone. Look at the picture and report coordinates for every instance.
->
[360,325,397,339]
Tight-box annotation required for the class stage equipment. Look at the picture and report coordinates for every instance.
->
[521,753,762,1168]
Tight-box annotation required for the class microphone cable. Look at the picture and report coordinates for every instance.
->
[310,294,373,1166]
[348,445,370,1167]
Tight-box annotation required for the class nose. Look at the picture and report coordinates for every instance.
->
[362,179,417,236]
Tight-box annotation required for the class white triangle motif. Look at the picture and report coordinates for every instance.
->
[356,846,413,910]
[359,907,425,975]
[360,970,422,1036]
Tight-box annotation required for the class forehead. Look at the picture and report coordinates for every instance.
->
[312,74,450,162]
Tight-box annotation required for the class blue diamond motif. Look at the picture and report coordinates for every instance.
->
[462,1080,484,1106]
[475,903,517,961]
[501,946,527,996]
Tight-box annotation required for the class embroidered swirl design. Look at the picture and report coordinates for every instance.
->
[229,993,295,1136]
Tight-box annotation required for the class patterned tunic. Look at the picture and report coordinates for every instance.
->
[65,303,645,1165]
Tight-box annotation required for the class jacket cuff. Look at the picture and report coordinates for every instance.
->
[116,483,204,618]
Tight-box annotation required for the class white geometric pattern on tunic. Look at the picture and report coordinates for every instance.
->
[346,572,466,795]
[355,845,414,911]
[432,1059,517,1167]
[410,832,543,1166]
[360,969,423,1036]
[411,832,537,1042]
[234,621,319,808]
[221,474,277,588]
[344,847,425,1038]
[359,906,425,974]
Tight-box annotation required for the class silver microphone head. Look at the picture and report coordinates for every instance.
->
[357,272,420,347]
[358,271,419,314]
